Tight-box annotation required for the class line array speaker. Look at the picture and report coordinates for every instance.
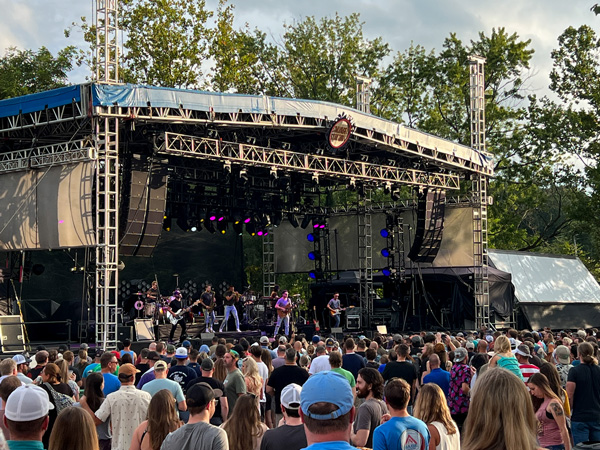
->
[120,154,168,257]
[408,189,446,263]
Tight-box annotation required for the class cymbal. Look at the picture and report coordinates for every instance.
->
[133,292,144,296]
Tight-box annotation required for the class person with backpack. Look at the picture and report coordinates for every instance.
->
[38,362,75,448]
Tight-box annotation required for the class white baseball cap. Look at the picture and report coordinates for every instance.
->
[175,347,188,359]
[5,385,54,421]
[281,383,302,409]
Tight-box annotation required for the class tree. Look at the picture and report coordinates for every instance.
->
[0,46,77,100]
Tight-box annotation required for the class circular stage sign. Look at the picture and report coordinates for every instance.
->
[328,118,352,150]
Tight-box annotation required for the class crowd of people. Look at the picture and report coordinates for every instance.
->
[0,327,597,449]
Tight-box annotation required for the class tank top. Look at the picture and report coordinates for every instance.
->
[431,421,460,450]
[497,355,524,380]
[535,398,563,447]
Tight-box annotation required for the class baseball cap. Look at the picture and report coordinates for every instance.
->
[393,334,402,342]
[175,347,188,359]
[457,332,464,338]
[514,344,531,358]
[465,341,475,350]
[154,360,168,371]
[147,351,160,361]
[453,347,468,363]
[279,336,288,344]
[325,338,335,347]
[260,336,269,344]
[166,344,176,353]
[187,382,222,409]
[5,385,54,421]
[281,383,302,409]
[12,354,30,365]
[182,340,192,348]
[118,363,140,379]
[301,371,353,420]
[485,335,493,343]
[80,343,89,350]
[554,345,570,364]
[201,358,214,371]
[311,335,321,344]
[508,338,517,349]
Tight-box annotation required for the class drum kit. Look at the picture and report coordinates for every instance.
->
[133,292,172,321]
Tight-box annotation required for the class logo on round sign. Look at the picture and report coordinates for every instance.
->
[328,118,352,149]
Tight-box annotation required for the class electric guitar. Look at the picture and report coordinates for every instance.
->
[329,305,355,317]
[166,300,201,325]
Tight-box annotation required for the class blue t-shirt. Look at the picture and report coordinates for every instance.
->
[82,362,100,378]
[142,378,185,403]
[423,368,451,397]
[373,416,430,450]
[302,441,356,450]
[342,352,366,381]
[102,372,121,396]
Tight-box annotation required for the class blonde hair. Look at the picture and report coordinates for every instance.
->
[463,368,538,450]
[413,383,457,435]
[213,358,227,383]
[242,357,262,397]
[494,335,511,354]
[55,359,70,387]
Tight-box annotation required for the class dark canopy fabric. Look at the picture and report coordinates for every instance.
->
[520,303,600,329]
[396,266,515,325]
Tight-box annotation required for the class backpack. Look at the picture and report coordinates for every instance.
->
[43,382,75,414]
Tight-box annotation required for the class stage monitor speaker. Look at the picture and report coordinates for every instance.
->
[134,319,155,341]
[200,333,215,341]
[0,316,26,353]
[346,315,361,330]
[408,188,446,263]
[120,154,168,257]
[118,326,133,342]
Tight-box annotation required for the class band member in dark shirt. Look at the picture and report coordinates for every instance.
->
[146,280,159,301]
[167,290,186,343]
[219,286,241,332]
[200,284,216,333]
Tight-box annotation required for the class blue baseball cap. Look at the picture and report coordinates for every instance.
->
[182,340,192,348]
[300,371,353,420]
[311,335,321,344]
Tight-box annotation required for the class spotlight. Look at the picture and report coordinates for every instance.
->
[308,251,321,261]
[177,217,190,232]
[163,216,172,232]
[270,167,278,180]
[208,211,217,222]
[288,213,299,228]
[205,220,216,234]
[272,211,283,227]
[380,228,391,238]
[257,230,264,236]
[301,215,312,229]
[224,161,232,173]
[307,233,316,243]
[381,248,392,257]
[309,269,324,280]
[311,173,319,184]
[384,182,392,194]
[382,267,395,277]
[233,222,243,235]
[244,213,252,224]
[239,169,248,182]
[349,178,356,189]
[246,221,256,236]
[217,220,227,234]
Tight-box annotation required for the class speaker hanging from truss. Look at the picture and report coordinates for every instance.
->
[407,188,446,263]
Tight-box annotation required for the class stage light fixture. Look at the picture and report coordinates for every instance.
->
[233,222,244,235]
[288,213,299,228]
[244,213,252,224]
[257,230,264,236]
[311,173,319,184]
[272,211,283,227]
[381,248,391,257]
[162,216,172,232]
[309,269,324,280]
[382,267,392,277]
[177,217,190,232]
[380,228,391,238]
[349,178,356,189]
[217,220,227,234]
[308,251,321,261]
[301,215,312,229]
[246,221,256,236]
[239,169,248,182]
[204,220,216,234]
[384,182,392,194]
[223,161,232,173]
[269,167,278,180]
[307,233,316,242]
[208,211,217,222]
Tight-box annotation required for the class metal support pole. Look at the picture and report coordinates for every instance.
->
[262,227,275,298]
[95,0,120,83]
[95,117,119,350]
[358,189,373,328]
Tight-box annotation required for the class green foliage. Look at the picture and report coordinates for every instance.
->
[0,46,77,100]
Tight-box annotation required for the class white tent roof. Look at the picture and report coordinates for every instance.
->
[489,250,600,304]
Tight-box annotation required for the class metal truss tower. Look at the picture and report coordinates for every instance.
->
[262,227,276,297]
[95,0,119,83]
[358,189,373,328]
[95,117,120,349]
[469,55,490,330]
[356,76,372,114]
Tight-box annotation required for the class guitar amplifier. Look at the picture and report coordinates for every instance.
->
[346,315,361,330]
[0,315,26,353]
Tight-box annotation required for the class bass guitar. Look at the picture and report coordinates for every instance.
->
[329,305,354,317]
[166,300,201,325]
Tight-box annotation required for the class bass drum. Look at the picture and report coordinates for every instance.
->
[144,302,156,317]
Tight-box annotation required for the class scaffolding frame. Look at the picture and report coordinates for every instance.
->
[262,227,276,298]
[469,55,491,330]
[358,190,373,328]
[95,0,120,84]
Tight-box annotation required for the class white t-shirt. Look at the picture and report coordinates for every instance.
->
[256,360,269,403]
[308,354,331,375]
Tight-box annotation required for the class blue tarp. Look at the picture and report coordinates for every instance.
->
[0,85,81,117]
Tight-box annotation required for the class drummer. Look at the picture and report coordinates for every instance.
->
[146,280,159,301]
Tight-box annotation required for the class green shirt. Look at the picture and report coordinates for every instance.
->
[331,367,356,387]
[224,368,246,412]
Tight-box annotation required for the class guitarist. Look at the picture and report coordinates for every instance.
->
[327,292,343,329]
[200,284,216,333]
[219,285,241,333]
[167,290,187,343]
[274,290,292,337]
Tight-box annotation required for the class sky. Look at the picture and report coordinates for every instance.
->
[0,0,596,98]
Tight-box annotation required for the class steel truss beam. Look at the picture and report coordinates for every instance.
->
[0,140,96,174]
[96,103,492,176]
[161,132,460,190]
